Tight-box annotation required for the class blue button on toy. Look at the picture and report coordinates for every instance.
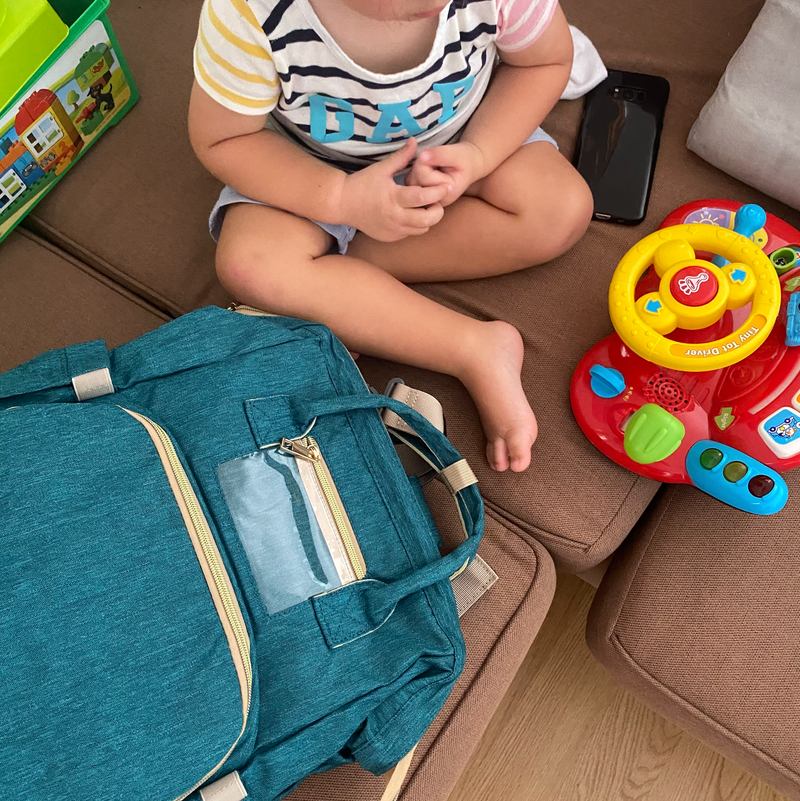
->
[786,292,800,347]
[712,203,767,268]
[589,364,626,398]
[686,440,788,514]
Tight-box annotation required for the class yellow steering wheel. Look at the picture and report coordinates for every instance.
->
[609,224,782,372]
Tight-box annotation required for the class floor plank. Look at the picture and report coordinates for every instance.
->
[449,573,788,801]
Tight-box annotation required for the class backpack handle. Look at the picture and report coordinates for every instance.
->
[300,394,484,650]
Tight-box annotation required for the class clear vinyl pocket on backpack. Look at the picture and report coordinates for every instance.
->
[217,436,367,615]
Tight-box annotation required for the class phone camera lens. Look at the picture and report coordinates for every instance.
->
[622,88,635,101]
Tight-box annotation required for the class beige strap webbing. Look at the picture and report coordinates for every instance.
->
[380,746,417,801]
[382,382,445,479]
[382,382,445,435]
[451,554,498,617]
[438,459,478,494]
[199,772,247,801]
[72,368,114,401]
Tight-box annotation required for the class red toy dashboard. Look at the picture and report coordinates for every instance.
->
[571,199,800,514]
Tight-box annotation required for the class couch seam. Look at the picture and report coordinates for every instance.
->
[484,506,543,550]
[484,499,582,551]
[589,475,661,558]
[484,473,655,556]
[609,632,800,785]
[18,229,171,322]
[400,516,556,798]
[22,218,184,318]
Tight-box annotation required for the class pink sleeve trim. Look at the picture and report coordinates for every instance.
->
[495,0,558,53]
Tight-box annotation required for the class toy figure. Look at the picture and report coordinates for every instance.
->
[88,82,114,112]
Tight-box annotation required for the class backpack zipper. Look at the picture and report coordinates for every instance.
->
[228,303,275,316]
[149,416,252,689]
[279,436,366,581]
[120,409,252,801]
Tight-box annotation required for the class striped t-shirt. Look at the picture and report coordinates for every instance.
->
[194,0,558,171]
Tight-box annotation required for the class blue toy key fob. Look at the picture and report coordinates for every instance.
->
[686,441,788,515]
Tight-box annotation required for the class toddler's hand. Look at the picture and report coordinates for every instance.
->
[407,142,487,207]
[339,139,448,242]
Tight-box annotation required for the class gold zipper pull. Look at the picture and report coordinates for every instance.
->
[279,437,319,462]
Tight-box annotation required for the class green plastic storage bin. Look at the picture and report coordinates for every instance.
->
[0,0,138,245]
[0,0,69,111]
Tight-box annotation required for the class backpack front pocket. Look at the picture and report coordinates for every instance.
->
[124,409,252,712]
[217,436,366,615]
[0,404,252,801]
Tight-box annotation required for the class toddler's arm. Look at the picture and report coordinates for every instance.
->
[189,0,351,224]
[189,83,447,240]
[460,3,573,175]
[189,83,345,224]
[408,3,572,202]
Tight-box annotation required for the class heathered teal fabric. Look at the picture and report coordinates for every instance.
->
[0,307,483,801]
[0,404,247,801]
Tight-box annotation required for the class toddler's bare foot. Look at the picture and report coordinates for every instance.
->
[460,321,537,472]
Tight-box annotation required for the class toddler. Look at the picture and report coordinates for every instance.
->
[189,0,593,472]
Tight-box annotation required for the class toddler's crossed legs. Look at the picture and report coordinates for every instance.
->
[216,141,592,471]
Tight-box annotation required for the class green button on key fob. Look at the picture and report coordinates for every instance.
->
[699,448,724,470]
[723,461,748,483]
[623,404,685,465]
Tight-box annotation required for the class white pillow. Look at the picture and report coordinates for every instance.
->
[687,0,800,212]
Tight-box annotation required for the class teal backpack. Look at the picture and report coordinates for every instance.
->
[0,307,483,801]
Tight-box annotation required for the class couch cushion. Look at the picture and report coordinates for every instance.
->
[687,0,800,213]
[24,0,800,570]
[0,229,168,371]
[23,0,228,316]
[285,510,556,801]
[587,482,800,801]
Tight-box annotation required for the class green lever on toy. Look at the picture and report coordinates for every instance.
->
[771,247,798,276]
[623,404,686,464]
[0,0,69,111]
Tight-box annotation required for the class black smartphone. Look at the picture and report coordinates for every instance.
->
[574,71,670,225]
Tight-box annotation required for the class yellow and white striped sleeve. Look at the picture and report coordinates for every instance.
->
[193,0,280,115]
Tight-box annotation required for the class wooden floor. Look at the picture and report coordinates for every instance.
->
[449,573,788,801]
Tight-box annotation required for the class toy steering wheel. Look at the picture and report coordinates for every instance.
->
[609,224,782,372]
